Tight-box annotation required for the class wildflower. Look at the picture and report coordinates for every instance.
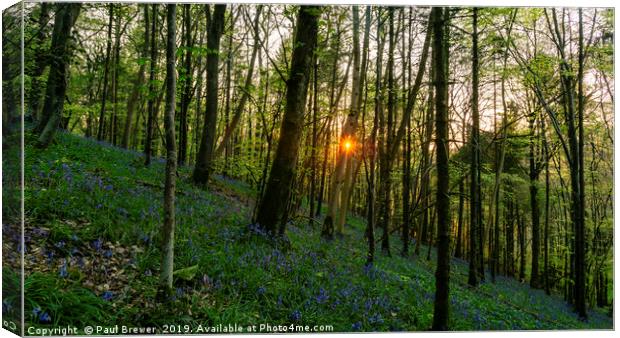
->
[104,250,113,258]
[351,322,362,331]
[55,241,65,249]
[39,312,52,324]
[102,291,113,301]
[315,288,329,304]
[368,313,383,325]
[257,286,266,295]
[290,310,302,322]
[32,307,41,317]
[59,260,68,278]
[144,269,152,277]
[92,238,103,251]
[46,250,54,264]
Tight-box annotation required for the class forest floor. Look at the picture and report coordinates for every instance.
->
[2,130,613,332]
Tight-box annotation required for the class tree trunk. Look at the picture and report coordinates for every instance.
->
[94,4,113,141]
[468,7,480,287]
[529,110,541,289]
[28,3,50,122]
[36,4,82,148]
[122,5,149,149]
[215,5,263,159]
[158,3,177,300]
[193,4,226,185]
[334,5,364,237]
[255,6,320,235]
[455,181,465,258]
[144,4,158,166]
[178,4,194,165]
[431,6,450,331]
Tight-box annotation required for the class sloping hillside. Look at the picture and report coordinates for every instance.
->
[2,131,612,331]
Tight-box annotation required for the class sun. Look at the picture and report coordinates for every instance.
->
[344,140,352,151]
[342,138,354,153]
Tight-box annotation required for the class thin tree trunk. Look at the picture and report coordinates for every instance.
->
[178,4,193,165]
[95,4,113,141]
[144,4,158,165]
[468,7,480,287]
[215,5,263,158]
[431,6,450,331]
[122,5,148,149]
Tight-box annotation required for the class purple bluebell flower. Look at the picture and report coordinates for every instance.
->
[102,291,113,301]
[315,288,329,304]
[351,322,362,331]
[368,313,383,325]
[59,260,68,278]
[92,238,103,251]
[39,312,52,324]
[290,310,301,322]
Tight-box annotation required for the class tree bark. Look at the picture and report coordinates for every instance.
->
[36,3,82,147]
[255,6,320,235]
[214,5,263,158]
[158,3,177,300]
[193,4,226,184]
[467,7,480,287]
[144,4,158,165]
[122,5,149,149]
[178,4,194,165]
[431,6,450,331]
[94,4,113,141]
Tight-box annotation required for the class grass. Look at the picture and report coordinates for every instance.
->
[2,130,613,332]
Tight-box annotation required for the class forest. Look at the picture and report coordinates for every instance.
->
[1,2,614,333]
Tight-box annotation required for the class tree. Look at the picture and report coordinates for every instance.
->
[467,7,481,287]
[36,3,82,148]
[122,5,149,149]
[193,4,226,185]
[255,5,320,235]
[322,5,363,239]
[95,4,114,141]
[177,4,194,165]
[431,6,450,331]
[28,3,50,122]
[214,5,263,159]
[144,4,158,166]
[158,3,177,300]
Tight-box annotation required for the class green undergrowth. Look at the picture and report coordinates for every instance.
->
[2,131,612,332]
